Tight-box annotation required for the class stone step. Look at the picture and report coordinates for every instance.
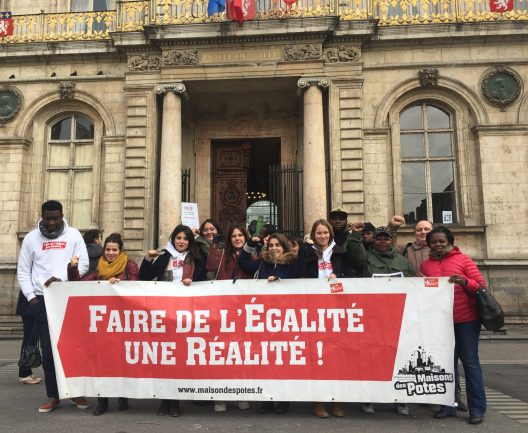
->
[0,316,23,338]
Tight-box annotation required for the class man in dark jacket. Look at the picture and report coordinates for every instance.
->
[348,225,412,278]
[83,229,103,273]
[328,208,349,248]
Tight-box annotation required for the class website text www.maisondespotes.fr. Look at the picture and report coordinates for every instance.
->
[177,386,264,396]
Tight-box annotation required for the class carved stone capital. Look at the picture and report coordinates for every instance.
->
[418,69,439,87]
[162,49,199,66]
[58,81,76,100]
[156,82,188,100]
[284,44,322,61]
[297,77,329,95]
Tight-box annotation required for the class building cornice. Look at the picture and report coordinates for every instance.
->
[0,138,31,148]
[472,124,528,135]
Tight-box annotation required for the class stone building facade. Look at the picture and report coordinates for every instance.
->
[1,0,527,321]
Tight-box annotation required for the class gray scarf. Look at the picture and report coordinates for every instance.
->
[39,220,65,239]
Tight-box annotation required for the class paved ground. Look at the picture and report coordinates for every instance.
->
[1,338,527,433]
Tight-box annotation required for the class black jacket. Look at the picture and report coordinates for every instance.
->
[139,250,206,282]
[293,242,360,278]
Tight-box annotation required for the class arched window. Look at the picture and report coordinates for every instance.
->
[399,103,457,224]
[46,114,95,229]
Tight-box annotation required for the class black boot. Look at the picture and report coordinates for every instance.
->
[257,401,274,414]
[118,397,129,411]
[275,402,290,414]
[93,397,108,416]
[157,399,170,416]
[169,400,181,417]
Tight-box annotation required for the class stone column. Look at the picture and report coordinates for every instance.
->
[155,82,187,247]
[298,77,329,234]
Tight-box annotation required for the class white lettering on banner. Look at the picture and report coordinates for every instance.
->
[186,338,306,366]
[90,307,167,333]
[244,304,364,333]
[89,305,106,332]
[219,309,235,332]
[124,341,177,365]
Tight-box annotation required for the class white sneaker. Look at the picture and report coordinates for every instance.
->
[18,375,42,385]
[395,403,409,416]
[237,401,250,410]
[214,402,227,412]
[362,403,375,414]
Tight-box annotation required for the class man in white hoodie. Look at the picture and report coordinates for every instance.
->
[17,200,90,413]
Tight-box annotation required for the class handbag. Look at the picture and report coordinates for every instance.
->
[18,322,42,369]
[475,286,504,331]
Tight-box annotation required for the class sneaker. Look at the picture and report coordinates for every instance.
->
[362,403,375,414]
[395,403,409,416]
[214,402,227,412]
[19,375,42,385]
[69,397,91,409]
[237,401,250,410]
[39,398,60,413]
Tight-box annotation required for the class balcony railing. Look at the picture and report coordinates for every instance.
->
[1,0,526,44]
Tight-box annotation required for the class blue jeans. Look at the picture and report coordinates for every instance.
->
[441,320,486,418]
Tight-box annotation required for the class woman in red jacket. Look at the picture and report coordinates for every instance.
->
[68,232,139,416]
[420,226,486,425]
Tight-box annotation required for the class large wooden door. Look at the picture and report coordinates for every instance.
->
[212,143,250,231]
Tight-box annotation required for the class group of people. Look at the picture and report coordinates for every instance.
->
[16,201,487,425]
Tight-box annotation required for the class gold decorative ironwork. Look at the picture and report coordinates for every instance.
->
[118,0,149,31]
[1,0,528,45]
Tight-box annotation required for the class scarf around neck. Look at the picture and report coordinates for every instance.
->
[98,252,128,280]
[314,240,336,278]
[430,245,454,260]
[39,219,65,239]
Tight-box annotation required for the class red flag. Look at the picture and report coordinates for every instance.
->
[489,0,514,12]
[0,11,13,37]
[227,0,256,22]
[283,0,299,5]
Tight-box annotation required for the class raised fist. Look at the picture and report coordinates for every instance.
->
[389,215,405,229]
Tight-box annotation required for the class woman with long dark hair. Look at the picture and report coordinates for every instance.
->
[206,224,252,281]
[239,232,296,414]
[68,232,139,416]
[239,232,297,282]
[195,219,222,258]
[206,224,252,412]
[420,226,487,425]
[139,224,206,417]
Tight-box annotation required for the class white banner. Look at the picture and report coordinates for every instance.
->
[45,277,455,405]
